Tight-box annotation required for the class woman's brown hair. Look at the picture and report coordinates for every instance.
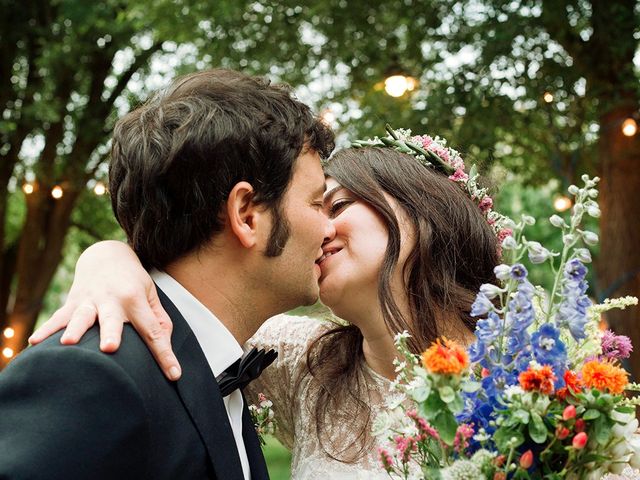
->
[305,147,499,461]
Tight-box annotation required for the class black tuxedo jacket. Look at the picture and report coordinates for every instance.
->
[0,287,269,480]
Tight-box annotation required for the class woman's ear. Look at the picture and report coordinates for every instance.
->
[226,181,265,249]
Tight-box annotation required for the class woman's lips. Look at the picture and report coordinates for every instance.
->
[317,248,341,266]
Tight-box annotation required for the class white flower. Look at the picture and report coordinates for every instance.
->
[494,264,511,281]
[527,241,553,264]
[550,214,566,228]
[586,205,601,218]
[582,231,599,245]
[575,248,592,263]
[568,185,580,195]
[480,283,503,299]
[521,214,536,225]
[563,233,576,245]
[502,235,518,250]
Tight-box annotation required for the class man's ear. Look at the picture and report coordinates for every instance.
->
[226,181,265,249]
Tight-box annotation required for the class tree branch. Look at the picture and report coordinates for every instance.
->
[539,0,589,75]
[105,41,164,109]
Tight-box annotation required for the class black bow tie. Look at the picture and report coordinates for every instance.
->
[216,348,277,397]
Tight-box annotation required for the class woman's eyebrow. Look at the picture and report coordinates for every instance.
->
[323,185,344,202]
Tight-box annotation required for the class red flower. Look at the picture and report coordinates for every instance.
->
[518,364,556,395]
[572,432,588,449]
[556,370,583,400]
[556,425,570,440]
[519,450,534,469]
[562,405,576,421]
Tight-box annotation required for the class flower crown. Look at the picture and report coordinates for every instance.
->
[351,124,512,243]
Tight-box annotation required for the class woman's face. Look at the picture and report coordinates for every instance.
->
[317,177,413,321]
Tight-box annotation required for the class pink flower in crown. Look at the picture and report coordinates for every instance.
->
[449,168,469,183]
[450,156,465,171]
[497,228,513,244]
[479,196,493,214]
[430,144,451,163]
[421,135,434,149]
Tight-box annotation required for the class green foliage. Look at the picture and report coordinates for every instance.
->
[262,436,292,480]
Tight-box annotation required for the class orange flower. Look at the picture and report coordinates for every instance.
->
[556,370,583,400]
[518,364,556,394]
[421,338,469,375]
[581,359,628,394]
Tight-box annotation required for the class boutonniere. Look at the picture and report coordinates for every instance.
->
[249,393,277,447]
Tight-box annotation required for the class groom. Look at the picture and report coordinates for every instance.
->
[0,70,335,479]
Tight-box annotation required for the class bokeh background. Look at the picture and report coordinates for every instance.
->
[1,1,639,477]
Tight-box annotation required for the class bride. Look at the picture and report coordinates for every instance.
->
[32,137,500,478]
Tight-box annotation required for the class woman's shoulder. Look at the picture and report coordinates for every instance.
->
[247,313,333,354]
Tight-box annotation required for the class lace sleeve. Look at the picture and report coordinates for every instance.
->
[245,314,328,449]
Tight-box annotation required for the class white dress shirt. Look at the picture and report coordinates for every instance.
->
[151,270,251,480]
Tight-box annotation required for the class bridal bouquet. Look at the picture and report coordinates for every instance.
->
[374,175,640,479]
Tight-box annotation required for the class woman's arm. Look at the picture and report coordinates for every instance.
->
[29,240,181,380]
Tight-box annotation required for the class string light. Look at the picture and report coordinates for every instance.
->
[51,185,63,199]
[22,182,35,195]
[94,181,107,196]
[553,195,572,212]
[543,92,554,103]
[622,118,637,137]
[3,327,14,339]
[384,74,418,98]
[2,347,14,359]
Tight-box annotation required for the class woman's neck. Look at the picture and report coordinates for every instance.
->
[361,328,398,380]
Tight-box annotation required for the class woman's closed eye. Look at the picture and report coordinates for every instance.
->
[328,199,354,218]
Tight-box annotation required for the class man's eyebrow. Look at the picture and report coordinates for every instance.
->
[323,185,343,202]
[311,183,326,199]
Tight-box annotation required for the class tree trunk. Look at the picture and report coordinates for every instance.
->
[598,105,640,379]
[0,187,80,368]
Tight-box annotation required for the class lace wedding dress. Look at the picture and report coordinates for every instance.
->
[246,314,393,480]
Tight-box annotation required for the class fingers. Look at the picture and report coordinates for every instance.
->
[135,296,181,381]
[59,304,99,345]
[95,302,128,353]
[28,304,76,345]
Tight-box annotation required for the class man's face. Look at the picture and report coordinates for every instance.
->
[264,150,335,309]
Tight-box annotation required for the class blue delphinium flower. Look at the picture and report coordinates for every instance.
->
[510,263,528,281]
[471,292,494,317]
[555,259,592,341]
[530,323,567,387]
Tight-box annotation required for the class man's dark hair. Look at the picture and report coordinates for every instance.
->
[109,69,335,269]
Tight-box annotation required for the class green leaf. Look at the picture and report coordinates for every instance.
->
[528,412,548,443]
[493,427,524,451]
[448,393,464,414]
[513,409,531,424]
[583,409,601,420]
[412,385,431,402]
[461,380,481,393]
[433,411,458,446]
[614,405,636,414]
[594,414,612,445]
[421,393,446,420]
[438,385,455,403]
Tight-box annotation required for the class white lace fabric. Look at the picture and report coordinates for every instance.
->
[245,314,392,479]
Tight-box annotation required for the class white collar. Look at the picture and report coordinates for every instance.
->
[150,269,243,377]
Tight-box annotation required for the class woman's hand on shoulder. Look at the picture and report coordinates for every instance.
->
[29,240,182,380]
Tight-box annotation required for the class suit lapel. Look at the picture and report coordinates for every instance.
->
[157,287,245,480]
[241,394,270,480]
